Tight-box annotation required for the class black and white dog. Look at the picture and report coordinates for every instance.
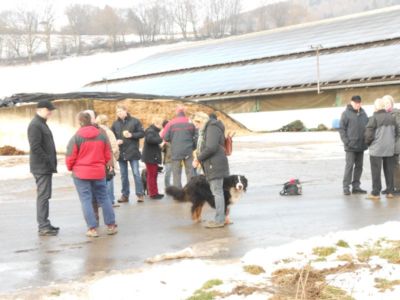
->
[166,175,248,224]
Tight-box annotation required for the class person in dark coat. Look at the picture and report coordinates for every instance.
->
[338,95,369,195]
[111,105,145,203]
[142,117,164,199]
[193,112,230,228]
[365,98,398,200]
[161,106,196,188]
[27,100,59,236]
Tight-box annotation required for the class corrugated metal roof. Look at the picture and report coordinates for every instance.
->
[104,6,400,80]
[82,43,400,97]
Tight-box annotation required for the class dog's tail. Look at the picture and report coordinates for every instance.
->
[165,186,186,202]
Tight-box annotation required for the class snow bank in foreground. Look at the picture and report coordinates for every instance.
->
[26,221,400,300]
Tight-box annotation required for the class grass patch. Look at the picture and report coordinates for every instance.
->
[357,246,379,263]
[320,285,355,300]
[356,240,400,264]
[187,290,217,300]
[187,279,223,300]
[50,290,62,297]
[243,265,265,275]
[374,278,400,292]
[336,240,350,248]
[336,254,354,263]
[201,279,223,290]
[313,247,337,257]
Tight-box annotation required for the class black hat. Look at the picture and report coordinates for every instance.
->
[37,100,56,110]
[351,95,362,103]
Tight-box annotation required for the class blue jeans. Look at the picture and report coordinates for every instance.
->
[119,159,144,197]
[107,178,115,204]
[73,177,116,229]
[164,163,172,189]
[209,178,225,224]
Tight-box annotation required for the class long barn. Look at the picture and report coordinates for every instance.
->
[82,6,400,131]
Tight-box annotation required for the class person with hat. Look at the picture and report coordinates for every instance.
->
[338,95,369,196]
[27,100,59,236]
[161,105,197,188]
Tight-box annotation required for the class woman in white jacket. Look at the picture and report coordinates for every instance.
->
[96,114,120,207]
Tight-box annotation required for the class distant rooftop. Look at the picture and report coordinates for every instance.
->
[83,6,400,100]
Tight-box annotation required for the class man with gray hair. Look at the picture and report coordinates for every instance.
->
[27,100,59,236]
[365,98,398,200]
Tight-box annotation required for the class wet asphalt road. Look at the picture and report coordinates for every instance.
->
[1,132,400,294]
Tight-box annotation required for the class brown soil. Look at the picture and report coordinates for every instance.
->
[92,99,250,134]
[0,145,25,156]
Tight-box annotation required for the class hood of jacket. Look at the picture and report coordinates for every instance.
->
[77,125,100,139]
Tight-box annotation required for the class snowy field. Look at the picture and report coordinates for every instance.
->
[0,42,190,98]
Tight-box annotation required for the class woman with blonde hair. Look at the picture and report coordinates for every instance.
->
[365,98,398,200]
[96,114,120,207]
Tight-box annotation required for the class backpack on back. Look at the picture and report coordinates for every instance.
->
[280,179,302,196]
[225,132,235,156]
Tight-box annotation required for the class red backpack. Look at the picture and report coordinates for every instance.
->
[225,132,235,156]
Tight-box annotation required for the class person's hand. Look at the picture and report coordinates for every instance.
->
[123,131,132,138]
[117,139,124,145]
[192,159,199,168]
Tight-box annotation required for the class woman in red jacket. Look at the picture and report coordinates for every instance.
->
[66,112,117,237]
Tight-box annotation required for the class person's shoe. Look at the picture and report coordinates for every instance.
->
[352,188,367,194]
[366,194,380,201]
[86,228,99,238]
[343,188,351,196]
[137,195,145,203]
[50,225,60,231]
[107,225,118,235]
[381,190,388,195]
[112,203,120,208]
[38,228,59,236]
[118,195,129,203]
[150,194,164,200]
[387,193,395,199]
[204,221,225,229]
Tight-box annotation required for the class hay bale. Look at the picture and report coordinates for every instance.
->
[92,99,249,134]
[0,145,25,156]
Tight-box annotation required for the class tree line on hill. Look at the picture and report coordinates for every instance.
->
[0,0,398,64]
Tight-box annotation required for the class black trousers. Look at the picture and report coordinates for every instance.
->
[34,174,53,230]
[343,151,364,190]
[370,156,395,196]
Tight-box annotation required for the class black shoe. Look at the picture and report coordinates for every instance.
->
[39,228,59,236]
[150,194,164,200]
[50,225,60,231]
[381,190,388,195]
[343,189,351,196]
[352,188,367,194]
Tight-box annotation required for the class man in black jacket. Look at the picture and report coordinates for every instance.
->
[27,100,59,236]
[112,105,145,203]
[338,95,369,195]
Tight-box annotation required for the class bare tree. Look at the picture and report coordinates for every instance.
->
[65,4,93,53]
[15,9,41,62]
[135,1,163,43]
[205,0,242,38]
[40,3,55,60]
[96,5,122,51]
[171,0,189,39]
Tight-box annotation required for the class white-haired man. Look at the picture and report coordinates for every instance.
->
[365,98,398,200]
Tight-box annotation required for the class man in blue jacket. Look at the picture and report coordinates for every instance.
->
[338,96,369,195]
